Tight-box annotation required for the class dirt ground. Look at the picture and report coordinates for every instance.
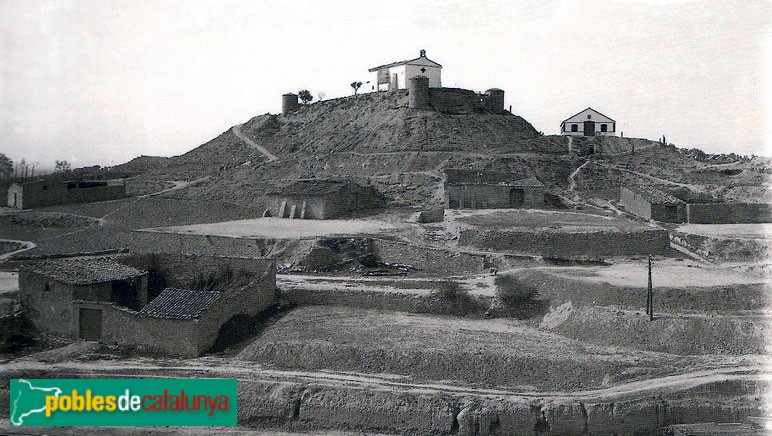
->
[450,208,650,231]
[538,257,770,288]
[144,216,402,239]
[675,223,772,240]
[236,306,749,391]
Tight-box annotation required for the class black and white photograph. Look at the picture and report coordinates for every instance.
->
[1,1,770,434]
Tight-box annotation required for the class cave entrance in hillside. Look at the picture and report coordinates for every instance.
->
[583,121,595,136]
[509,188,524,207]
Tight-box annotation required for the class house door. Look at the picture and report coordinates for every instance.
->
[79,308,102,341]
[663,205,680,222]
[583,121,595,136]
[509,188,525,207]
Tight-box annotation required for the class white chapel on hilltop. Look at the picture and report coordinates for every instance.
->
[368,49,442,91]
[560,107,616,137]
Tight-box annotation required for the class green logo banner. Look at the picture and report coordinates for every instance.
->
[10,378,237,426]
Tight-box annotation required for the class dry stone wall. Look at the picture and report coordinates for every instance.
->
[686,203,772,224]
[459,228,671,257]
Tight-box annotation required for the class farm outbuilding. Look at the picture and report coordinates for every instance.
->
[560,107,616,137]
[18,254,277,356]
[444,169,546,209]
[19,257,149,340]
[620,186,686,223]
[266,180,384,219]
[7,178,127,209]
[369,49,442,91]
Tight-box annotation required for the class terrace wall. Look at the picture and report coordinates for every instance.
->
[458,228,671,257]
[686,203,772,224]
[445,185,545,209]
[372,238,487,273]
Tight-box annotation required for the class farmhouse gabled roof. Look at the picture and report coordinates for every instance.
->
[368,51,442,72]
[444,169,544,187]
[267,179,368,196]
[561,107,616,124]
[138,288,221,320]
[623,185,684,205]
[21,257,146,286]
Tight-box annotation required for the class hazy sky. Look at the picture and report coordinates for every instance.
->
[1,0,770,169]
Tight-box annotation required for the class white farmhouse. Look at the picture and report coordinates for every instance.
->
[368,49,442,91]
[560,107,616,136]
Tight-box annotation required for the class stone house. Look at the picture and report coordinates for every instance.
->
[560,107,616,137]
[19,255,276,356]
[369,49,442,91]
[7,178,127,209]
[444,169,546,209]
[19,257,149,340]
[620,186,686,223]
[266,180,384,219]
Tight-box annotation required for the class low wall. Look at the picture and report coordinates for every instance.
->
[89,302,203,356]
[429,88,486,114]
[280,287,492,315]
[686,203,772,224]
[458,228,671,257]
[129,231,273,257]
[372,238,487,274]
[118,252,276,290]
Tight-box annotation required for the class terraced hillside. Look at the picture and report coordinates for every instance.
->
[138,91,579,208]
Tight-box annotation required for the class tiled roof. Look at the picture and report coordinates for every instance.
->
[22,257,146,286]
[623,185,684,205]
[138,288,221,320]
[368,53,442,72]
[444,169,543,187]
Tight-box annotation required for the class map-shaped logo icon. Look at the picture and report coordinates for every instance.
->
[10,379,62,426]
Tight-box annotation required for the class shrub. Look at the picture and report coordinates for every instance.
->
[494,274,539,308]
[431,281,483,316]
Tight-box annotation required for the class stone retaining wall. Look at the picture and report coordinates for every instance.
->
[459,228,671,257]
[686,203,772,224]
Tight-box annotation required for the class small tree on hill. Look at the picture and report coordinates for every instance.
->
[298,89,313,105]
[350,81,362,97]
[317,91,326,101]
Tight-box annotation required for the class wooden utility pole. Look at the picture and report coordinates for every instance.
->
[647,254,653,321]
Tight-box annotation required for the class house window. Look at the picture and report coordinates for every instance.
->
[44,282,51,292]
[43,185,48,190]
[587,114,592,119]
[601,124,607,132]
[571,124,578,132]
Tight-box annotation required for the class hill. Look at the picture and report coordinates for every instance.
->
[131,90,769,210]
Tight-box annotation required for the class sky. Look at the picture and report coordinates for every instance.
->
[0,0,770,169]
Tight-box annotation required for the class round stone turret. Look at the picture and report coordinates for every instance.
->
[408,76,430,110]
[282,93,299,115]
[485,88,505,113]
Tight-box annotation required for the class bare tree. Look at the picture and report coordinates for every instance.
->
[317,91,326,101]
